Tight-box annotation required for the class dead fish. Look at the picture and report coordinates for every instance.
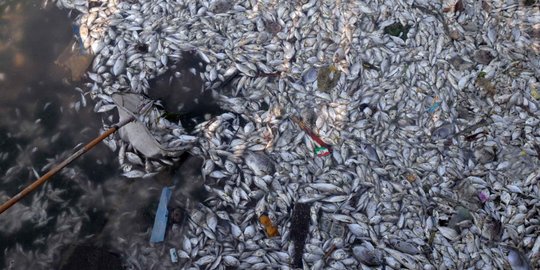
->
[244,151,275,176]
[360,143,380,162]
[388,238,421,255]
[302,67,318,84]
[506,247,531,270]
[352,243,383,266]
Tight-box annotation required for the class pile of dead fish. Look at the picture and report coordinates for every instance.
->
[49,0,540,269]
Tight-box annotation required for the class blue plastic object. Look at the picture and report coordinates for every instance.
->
[150,186,173,243]
[72,24,87,54]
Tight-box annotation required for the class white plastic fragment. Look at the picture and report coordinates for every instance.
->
[112,93,164,158]
[169,248,178,263]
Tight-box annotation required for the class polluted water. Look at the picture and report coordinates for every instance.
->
[1,0,540,269]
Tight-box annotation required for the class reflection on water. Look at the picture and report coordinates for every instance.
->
[0,1,113,268]
[0,1,210,269]
[0,2,143,269]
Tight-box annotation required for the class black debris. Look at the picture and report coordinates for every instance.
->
[59,245,122,270]
[290,202,311,269]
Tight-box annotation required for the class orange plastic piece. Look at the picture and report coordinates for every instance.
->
[259,215,272,226]
[265,225,279,237]
[259,215,279,237]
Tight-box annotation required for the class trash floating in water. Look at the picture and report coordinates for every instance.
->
[317,65,341,91]
[320,214,346,238]
[112,93,171,159]
[314,146,331,157]
[426,96,441,113]
[169,248,178,263]
[54,39,93,81]
[291,115,333,152]
[478,191,490,203]
[59,245,122,270]
[290,202,311,268]
[258,214,279,237]
[150,186,173,243]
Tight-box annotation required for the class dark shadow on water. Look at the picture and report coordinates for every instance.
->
[0,2,118,268]
[0,1,219,269]
[147,51,227,133]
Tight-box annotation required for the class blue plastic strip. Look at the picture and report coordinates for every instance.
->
[71,24,87,54]
[427,102,441,113]
[150,186,173,243]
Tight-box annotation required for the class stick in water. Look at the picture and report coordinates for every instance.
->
[0,116,135,215]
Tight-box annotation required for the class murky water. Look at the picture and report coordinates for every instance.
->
[0,2,207,269]
[6,0,173,265]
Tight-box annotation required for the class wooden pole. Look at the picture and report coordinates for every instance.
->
[0,116,134,215]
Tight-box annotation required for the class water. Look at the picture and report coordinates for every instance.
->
[0,2,205,268]
[0,0,223,267]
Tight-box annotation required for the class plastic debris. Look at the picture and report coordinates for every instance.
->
[112,93,166,158]
[478,191,490,203]
[72,24,88,54]
[291,115,333,153]
[54,39,93,81]
[169,248,178,263]
[317,65,341,91]
[290,203,311,268]
[314,146,331,157]
[320,214,346,238]
[259,214,279,237]
[150,186,173,243]
[427,96,441,113]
